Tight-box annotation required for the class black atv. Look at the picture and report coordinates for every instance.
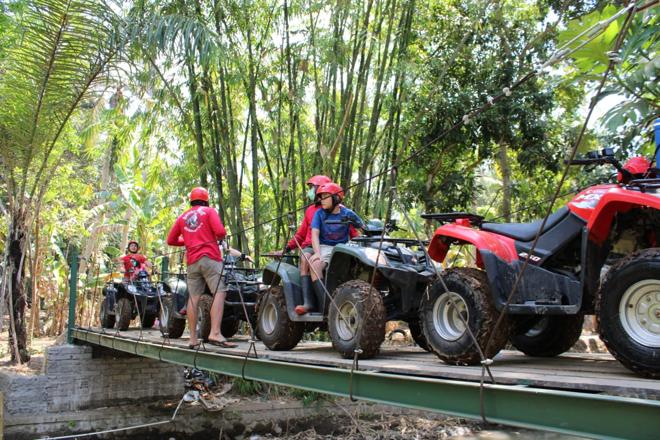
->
[100,269,166,331]
[257,219,436,359]
[158,255,265,340]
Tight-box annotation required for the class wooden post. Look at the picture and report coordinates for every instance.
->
[0,391,4,440]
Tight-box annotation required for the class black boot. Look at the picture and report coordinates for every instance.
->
[312,279,326,315]
[295,275,317,315]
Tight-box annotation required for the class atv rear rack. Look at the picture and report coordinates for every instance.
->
[626,178,660,193]
[421,212,484,226]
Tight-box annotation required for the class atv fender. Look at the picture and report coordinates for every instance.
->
[262,260,303,321]
[586,191,660,245]
[102,285,118,314]
[427,224,518,265]
[325,244,384,293]
[163,277,188,317]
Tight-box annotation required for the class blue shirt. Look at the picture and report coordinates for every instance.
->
[311,206,365,246]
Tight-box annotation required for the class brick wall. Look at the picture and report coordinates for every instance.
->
[2,344,183,419]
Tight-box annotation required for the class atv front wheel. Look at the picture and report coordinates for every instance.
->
[100,298,115,329]
[420,268,508,365]
[597,248,660,378]
[509,314,584,357]
[257,286,304,350]
[328,280,386,359]
[115,297,132,331]
[196,295,213,342]
[408,319,430,352]
[159,297,186,338]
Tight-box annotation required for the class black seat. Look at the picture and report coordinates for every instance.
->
[481,207,570,242]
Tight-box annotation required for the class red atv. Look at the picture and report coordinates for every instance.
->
[422,148,659,378]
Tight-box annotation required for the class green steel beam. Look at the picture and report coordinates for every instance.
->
[67,247,79,344]
[72,328,660,440]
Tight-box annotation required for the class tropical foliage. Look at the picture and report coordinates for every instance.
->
[0,0,657,362]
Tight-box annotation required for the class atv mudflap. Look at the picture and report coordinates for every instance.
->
[378,267,436,317]
[263,260,324,323]
[480,251,582,314]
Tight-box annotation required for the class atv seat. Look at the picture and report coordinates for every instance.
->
[480,207,569,242]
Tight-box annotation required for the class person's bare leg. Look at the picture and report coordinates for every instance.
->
[300,252,310,275]
[309,254,325,282]
[187,295,199,346]
[208,290,227,342]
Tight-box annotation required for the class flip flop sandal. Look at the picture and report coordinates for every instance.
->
[208,340,238,348]
[187,343,202,349]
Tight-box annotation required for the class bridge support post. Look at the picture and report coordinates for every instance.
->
[67,246,79,344]
[160,255,169,281]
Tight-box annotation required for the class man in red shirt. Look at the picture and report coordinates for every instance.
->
[166,187,237,348]
[120,241,150,280]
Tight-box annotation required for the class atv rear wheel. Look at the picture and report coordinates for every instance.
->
[196,295,213,342]
[257,286,304,350]
[221,318,240,338]
[100,298,115,329]
[328,280,386,359]
[141,313,157,329]
[115,297,132,331]
[509,314,584,357]
[420,268,508,365]
[408,319,430,352]
[159,297,186,338]
[597,248,660,378]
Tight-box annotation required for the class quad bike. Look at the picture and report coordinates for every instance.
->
[257,219,436,359]
[158,255,265,341]
[423,145,659,377]
[100,266,167,331]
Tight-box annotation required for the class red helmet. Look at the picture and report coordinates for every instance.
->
[617,157,651,183]
[127,240,139,252]
[306,175,332,187]
[190,187,209,202]
[317,182,344,201]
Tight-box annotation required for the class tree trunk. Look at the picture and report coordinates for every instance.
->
[498,141,512,222]
[247,25,261,264]
[7,208,30,363]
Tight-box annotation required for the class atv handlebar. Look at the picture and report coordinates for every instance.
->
[564,149,633,182]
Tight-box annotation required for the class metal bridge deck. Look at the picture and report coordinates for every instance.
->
[72,327,660,440]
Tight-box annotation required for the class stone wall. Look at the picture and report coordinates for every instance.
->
[1,343,184,437]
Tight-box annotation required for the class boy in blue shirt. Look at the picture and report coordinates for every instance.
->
[299,182,364,315]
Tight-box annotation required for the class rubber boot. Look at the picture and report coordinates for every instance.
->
[312,279,326,315]
[295,276,317,315]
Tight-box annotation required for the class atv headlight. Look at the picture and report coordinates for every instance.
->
[127,285,137,294]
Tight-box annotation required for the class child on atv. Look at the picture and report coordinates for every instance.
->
[304,182,365,315]
[278,176,358,315]
[119,240,152,281]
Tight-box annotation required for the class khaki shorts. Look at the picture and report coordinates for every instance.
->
[319,245,334,264]
[187,256,226,297]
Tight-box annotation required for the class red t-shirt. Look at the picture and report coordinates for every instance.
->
[287,205,358,250]
[121,254,147,279]
[167,206,226,265]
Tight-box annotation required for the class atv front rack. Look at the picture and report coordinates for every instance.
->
[351,236,429,246]
[421,212,484,226]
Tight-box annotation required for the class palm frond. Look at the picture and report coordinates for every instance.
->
[0,0,122,199]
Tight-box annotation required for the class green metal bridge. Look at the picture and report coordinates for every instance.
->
[66,252,660,440]
[70,327,660,440]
